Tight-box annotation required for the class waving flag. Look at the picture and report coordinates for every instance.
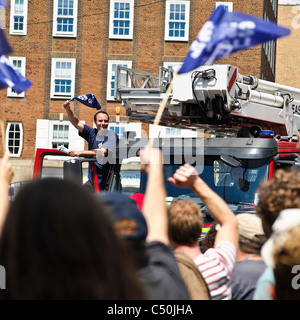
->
[0,55,32,93]
[178,6,290,74]
[0,29,12,56]
[0,0,7,7]
[71,93,102,110]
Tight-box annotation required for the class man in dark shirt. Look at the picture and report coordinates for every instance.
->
[63,100,118,190]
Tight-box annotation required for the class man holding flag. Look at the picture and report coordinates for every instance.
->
[63,98,118,192]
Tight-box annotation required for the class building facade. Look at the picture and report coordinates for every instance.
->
[276,0,300,87]
[0,0,279,182]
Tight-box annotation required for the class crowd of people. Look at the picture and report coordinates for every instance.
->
[1,109,300,299]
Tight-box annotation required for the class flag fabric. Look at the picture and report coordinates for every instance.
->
[0,55,32,93]
[178,5,290,74]
[0,0,7,7]
[0,28,12,56]
[71,93,102,110]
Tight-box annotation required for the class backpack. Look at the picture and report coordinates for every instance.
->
[174,251,211,300]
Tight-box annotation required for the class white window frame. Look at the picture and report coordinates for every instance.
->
[50,58,76,99]
[6,121,23,157]
[109,0,134,40]
[9,0,28,35]
[53,0,78,37]
[7,56,26,98]
[50,121,70,149]
[165,0,190,42]
[215,2,233,11]
[36,119,85,155]
[109,122,141,139]
[107,60,132,101]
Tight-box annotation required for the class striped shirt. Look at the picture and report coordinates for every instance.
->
[194,241,237,300]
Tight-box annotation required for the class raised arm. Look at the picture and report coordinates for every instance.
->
[140,146,169,244]
[63,100,84,133]
[168,163,238,248]
[0,152,14,233]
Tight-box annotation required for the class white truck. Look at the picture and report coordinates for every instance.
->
[112,64,300,220]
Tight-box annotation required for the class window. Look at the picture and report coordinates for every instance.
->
[165,1,190,41]
[9,0,28,35]
[35,119,85,151]
[6,122,23,157]
[50,58,76,99]
[109,122,141,139]
[271,0,278,19]
[53,0,78,37]
[107,60,132,101]
[215,2,233,11]
[52,123,69,148]
[109,0,134,39]
[7,57,26,98]
[263,13,276,75]
[109,124,125,139]
[163,61,182,73]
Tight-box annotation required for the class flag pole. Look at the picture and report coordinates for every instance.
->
[149,74,176,149]
[0,120,5,155]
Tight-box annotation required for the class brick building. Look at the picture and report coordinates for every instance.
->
[0,0,279,182]
[276,1,300,87]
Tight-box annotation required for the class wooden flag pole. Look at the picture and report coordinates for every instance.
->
[0,120,5,155]
[149,74,176,149]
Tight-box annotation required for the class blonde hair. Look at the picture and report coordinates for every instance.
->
[273,224,300,300]
[168,200,203,246]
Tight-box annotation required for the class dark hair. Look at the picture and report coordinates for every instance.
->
[0,178,145,300]
[94,110,109,122]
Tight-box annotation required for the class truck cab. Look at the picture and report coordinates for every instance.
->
[33,135,283,217]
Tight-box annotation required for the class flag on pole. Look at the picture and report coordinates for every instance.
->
[178,5,290,74]
[0,28,12,56]
[0,55,32,93]
[71,93,102,110]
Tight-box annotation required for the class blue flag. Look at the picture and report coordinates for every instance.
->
[0,55,32,93]
[0,0,7,7]
[178,6,290,74]
[71,93,102,110]
[0,28,12,56]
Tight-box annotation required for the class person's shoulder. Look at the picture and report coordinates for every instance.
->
[81,123,94,132]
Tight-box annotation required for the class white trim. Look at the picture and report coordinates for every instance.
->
[109,0,134,39]
[165,0,190,42]
[50,58,76,99]
[50,121,70,149]
[7,56,26,98]
[53,0,78,37]
[107,60,132,101]
[215,1,233,11]
[9,0,28,35]
[6,122,23,157]
[278,0,300,4]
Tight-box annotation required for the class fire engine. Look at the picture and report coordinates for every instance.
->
[32,64,300,231]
